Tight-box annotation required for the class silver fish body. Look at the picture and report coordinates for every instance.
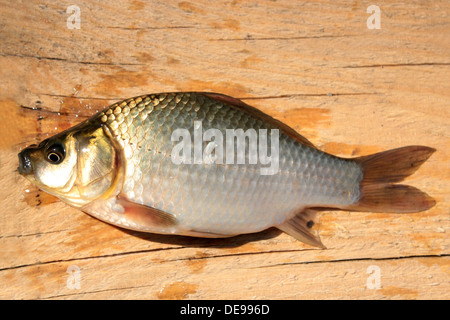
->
[18,92,436,247]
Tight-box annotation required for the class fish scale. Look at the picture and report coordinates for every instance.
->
[95,92,362,235]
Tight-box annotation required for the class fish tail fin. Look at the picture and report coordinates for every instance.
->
[348,146,436,213]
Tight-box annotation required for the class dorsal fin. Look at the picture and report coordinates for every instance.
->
[201,92,317,149]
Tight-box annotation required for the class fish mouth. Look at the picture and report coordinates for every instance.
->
[18,148,35,175]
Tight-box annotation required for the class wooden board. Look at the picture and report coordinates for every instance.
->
[0,0,449,299]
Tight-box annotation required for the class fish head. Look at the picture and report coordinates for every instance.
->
[18,122,122,207]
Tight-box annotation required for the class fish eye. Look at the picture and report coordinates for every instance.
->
[46,143,65,164]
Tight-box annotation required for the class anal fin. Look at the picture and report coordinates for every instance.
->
[277,209,326,249]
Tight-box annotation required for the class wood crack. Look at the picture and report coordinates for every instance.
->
[239,92,376,100]
[0,229,70,240]
[20,104,80,116]
[37,93,117,101]
[2,246,447,272]
[341,62,450,68]
[42,284,155,299]
[0,52,143,66]
[250,253,450,269]
[96,25,200,30]
[0,246,183,272]
[212,34,363,41]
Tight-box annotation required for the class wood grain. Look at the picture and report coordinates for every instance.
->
[0,0,448,299]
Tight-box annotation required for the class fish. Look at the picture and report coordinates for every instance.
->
[17,92,436,248]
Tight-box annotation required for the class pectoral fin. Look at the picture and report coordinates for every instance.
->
[277,209,326,249]
[116,195,177,228]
